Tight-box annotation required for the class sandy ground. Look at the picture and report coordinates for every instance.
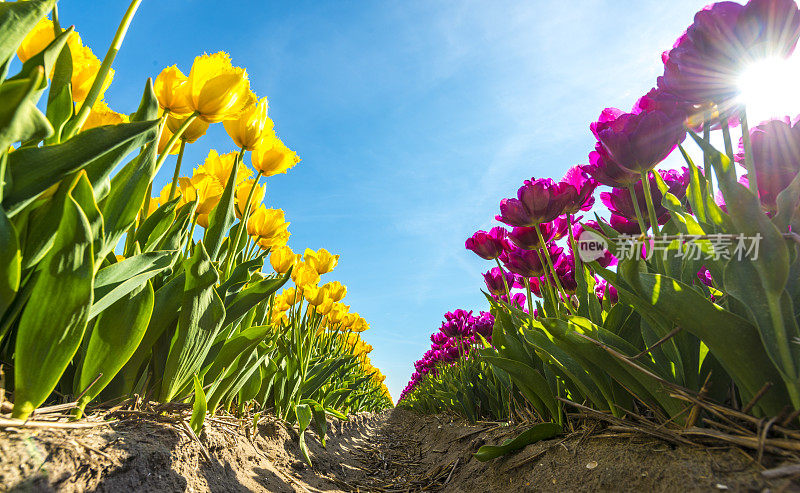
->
[0,408,797,492]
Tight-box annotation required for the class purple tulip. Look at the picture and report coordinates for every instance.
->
[595,278,619,305]
[583,143,641,188]
[559,166,598,214]
[466,226,507,260]
[601,168,690,232]
[507,221,560,250]
[591,106,687,174]
[482,267,514,295]
[735,116,800,212]
[660,0,800,106]
[500,243,562,277]
[496,178,568,227]
[697,266,714,288]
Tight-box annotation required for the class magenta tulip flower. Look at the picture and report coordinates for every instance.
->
[465,227,507,260]
[660,0,800,106]
[496,178,568,227]
[591,106,687,174]
[500,243,562,277]
[583,143,641,188]
[482,267,514,295]
[735,116,800,212]
[559,166,598,214]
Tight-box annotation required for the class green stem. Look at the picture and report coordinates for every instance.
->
[627,184,648,235]
[704,121,715,197]
[154,113,198,176]
[535,224,574,314]
[640,170,660,237]
[720,117,733,162]
[167,141,187,201]
[523,278,535,324]
[494,258,512,303]
[223,150,255,278]
[533,246,557,317]
[64,0,143,139]
[185,216,197,256]
[740,106,758,195]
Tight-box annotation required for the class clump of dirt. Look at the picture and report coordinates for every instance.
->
[0,408,797,492]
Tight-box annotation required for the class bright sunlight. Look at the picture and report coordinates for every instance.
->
[738,55,800,123]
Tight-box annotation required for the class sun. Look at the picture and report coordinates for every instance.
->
[737,55,800,124]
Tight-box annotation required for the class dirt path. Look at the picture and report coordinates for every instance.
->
[0,408,796,492]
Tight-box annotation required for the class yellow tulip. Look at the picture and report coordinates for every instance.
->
[247,206,288,239]
[72,45,113,103]
[16,19,111,103]
[251,137,300,177]
[315,297,334,316]
[279,287,301,306]
[303,285,328,306]
[223,96,274,150]
[235,179,266,219]
[158,125,180,155]
[258,231,291,251]
[291,262,320,288]
[16,18,82,64]
[191,176,224,215]
[154,65,192,115]
[81,100,128,131]
[322,281,347,302]
[194,149,251,189]
[270,246,297,274]
[186,52,251,123]
[271,310,289,327]
[304,248,339,275]
[166,114,210,144]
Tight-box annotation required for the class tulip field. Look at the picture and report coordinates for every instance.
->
[4,0,800,490]
[0,0,391,471]
[398,0,800,467]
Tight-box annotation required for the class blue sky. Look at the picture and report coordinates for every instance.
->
[62,0,713,401]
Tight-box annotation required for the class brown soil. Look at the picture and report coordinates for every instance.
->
[0,408,797,492]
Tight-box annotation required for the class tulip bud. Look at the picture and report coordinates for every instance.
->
[251,137,300,177]
[223,96,274,150]
[186,52,252,123]
[154,65,193,115]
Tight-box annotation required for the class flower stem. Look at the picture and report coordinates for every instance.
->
[494,258,512,302]
[523,278,535,324]
[740,106,758,195]
[167,141,187,201]
[705,121,715,197]
[627,184,648,235]
[640,170,660,237]
[154,113,198,176]
[64,0,143,139]
[534,224,574,314]
[224,153,258,278]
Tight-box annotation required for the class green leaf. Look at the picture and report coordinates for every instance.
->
[204,158,240,260]
[221,273,290,328]
[474,422,561,461]
[4,121,158,216]
[0,205,21,319]
[190,374,207,436]
[12,175,94,419]
[201,325,271,388]
[483,355,558,419]
[0,0,56,67]
[0,69,53,154]
[99,138,158,257]
[296,402,314,466]
[160,243,226,401]
[75,279,154,416]
[91,251,174,320]
[134,196,179,251]
[44,38,74,145]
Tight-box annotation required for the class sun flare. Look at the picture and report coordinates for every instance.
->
[737,55,800,123]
